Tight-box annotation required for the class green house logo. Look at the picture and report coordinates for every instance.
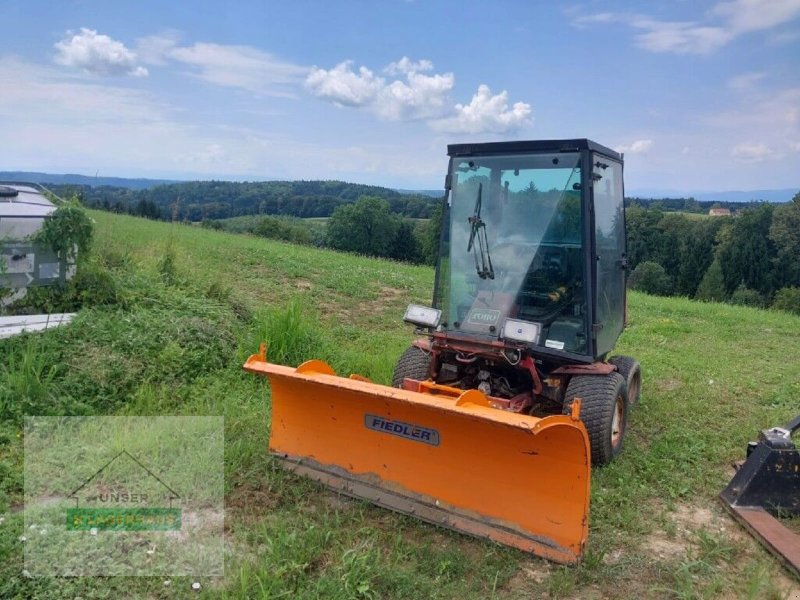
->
[66,450,181,531]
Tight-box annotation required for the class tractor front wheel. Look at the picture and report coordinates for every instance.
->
[563,372,628,467]
[392,346,432,388]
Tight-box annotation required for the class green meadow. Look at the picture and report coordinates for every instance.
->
[1,210,798,599]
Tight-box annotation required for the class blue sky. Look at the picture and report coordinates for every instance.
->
[1,0,798,193]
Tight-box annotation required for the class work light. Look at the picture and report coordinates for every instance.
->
[403,304,441,328]
[502,318,541,344]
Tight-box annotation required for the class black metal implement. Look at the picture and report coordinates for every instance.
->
[720,415,800,579]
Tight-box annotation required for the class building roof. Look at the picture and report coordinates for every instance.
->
[708,208,731,216]
[0,183,56,218]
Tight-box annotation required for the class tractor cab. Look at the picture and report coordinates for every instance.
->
[431,139,627,363]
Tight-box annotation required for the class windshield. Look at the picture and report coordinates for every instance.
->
[435,152,588,354]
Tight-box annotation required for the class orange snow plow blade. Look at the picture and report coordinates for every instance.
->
[244,346,591,564]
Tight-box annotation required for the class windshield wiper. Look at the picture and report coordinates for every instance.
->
[467,183,494,279]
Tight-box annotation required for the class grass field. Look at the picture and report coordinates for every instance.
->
[1,210,799,599]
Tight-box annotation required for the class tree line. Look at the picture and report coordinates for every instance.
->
[48,180,440,222]
[51,177,800,313]
[203,196,443,265]
[626,196,750,213]
[627,191,800,313]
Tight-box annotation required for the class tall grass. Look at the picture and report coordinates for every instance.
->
[0,336,58,421]
[248,299,325,368]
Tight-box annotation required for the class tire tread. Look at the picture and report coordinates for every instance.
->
[563,372,627,467]
[391,346,431,388]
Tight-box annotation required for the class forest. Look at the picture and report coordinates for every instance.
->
[48,180,800,313]
[48,180,440,221]
[625,192,800,313]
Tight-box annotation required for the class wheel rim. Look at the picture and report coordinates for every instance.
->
[611,394,624,448]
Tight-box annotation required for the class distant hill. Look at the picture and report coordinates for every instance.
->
[4,172,793,203]
[0,171,179,190]
[628,187,797,203]
[45,179,440,222]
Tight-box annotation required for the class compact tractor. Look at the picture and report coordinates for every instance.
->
[246,139,641,564]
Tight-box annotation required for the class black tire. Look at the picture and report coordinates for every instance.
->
[562,372,628,467]
[609,355,642,407]
[392,346,432,388]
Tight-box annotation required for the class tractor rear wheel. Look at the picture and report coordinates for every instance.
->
[392,346,431,388]
[609,355,642,407]
[563,372,628,467]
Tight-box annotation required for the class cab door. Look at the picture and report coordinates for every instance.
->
[591,155,626,357]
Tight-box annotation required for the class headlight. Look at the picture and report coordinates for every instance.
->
[404,304,441,328]
[502,318,541,344]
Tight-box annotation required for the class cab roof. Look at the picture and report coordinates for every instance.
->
[447,139,622,161]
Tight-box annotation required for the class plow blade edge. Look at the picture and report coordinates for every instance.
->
[245,352,591,564]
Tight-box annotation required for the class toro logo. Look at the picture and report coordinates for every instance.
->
[467,309,501,325]
[365,415,440,446]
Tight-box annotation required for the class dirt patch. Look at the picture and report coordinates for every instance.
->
[644,532,687,559]
[378,286,404,299]
[777,572,800,599]
[164,509,224,542]
[318,299,353,322]
[565,587,605,600]
[294,279,312,291]
[360,286,407,316]
[673,504,717,531]
[504,563,551,593]
[656,378,682,392]
[225,484,277,527]
[642,502,734,560]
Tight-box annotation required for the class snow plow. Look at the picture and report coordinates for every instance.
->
[246,139,640,564]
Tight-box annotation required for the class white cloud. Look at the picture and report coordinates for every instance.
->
[430,85,531,134]
[305,58,453,119]
[731,142,777,161]
[727,71,767,90]
[135,31,182,66]
[377,70,455,120]
[630,19,732,54]
[615,139,653,154]
[708,87,800,132]
[54,28,148,77]
[133,33,308,96]
[168,43,308,96]
[766,29,800,44]
[307,59,530,133]
[384,57,433,76]
[571,12,621,27]
[574,0,800,54]
[712,0,800,34]
[0,57,163,124]
[305,61,384,107]
[0,56,447,185]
